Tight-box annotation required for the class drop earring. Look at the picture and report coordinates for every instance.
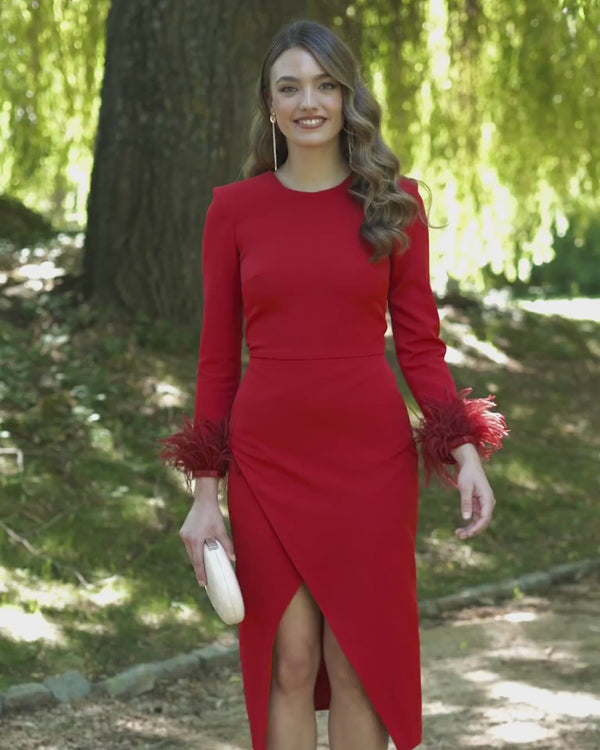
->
[270,112,278,172]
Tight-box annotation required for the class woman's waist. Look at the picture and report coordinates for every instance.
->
[234,353,403,410]
[231,353,411,445]
[247,347,385,362]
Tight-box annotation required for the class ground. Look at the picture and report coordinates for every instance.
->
[2,571,599,750]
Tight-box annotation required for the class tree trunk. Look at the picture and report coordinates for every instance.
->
[83,0,316,322]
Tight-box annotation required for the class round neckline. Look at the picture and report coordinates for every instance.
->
[269,170,353,195]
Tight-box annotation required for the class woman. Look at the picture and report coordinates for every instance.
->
[161,19,507,750]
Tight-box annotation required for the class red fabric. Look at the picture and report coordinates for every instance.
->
[415,388,508,486]
[158,415,231,487]
[164,171,506,750]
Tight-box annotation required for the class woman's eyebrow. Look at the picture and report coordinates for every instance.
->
[275,73,332,84]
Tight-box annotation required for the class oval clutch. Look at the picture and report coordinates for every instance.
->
[203,538,245,625]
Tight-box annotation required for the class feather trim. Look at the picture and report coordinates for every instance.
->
[159,414,232,489]
[415,388,508,486]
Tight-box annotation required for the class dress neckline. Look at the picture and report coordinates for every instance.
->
[269,170,353,195]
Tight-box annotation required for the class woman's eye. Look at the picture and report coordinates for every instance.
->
[278,82,337,94]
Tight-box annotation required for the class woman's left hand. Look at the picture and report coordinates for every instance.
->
[450,443,496,540]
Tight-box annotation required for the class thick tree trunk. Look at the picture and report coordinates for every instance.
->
[83,0,315,321]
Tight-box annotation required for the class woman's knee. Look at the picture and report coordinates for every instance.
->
[270,585,322,695]
[322,621,365,695]
[271,640,320,694]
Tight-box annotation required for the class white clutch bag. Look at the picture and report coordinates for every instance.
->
[203,538,245,625]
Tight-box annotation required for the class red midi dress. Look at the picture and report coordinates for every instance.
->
[161,170,507,750]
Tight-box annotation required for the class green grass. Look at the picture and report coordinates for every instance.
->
[410,304,600,597]
[1,258,599,688]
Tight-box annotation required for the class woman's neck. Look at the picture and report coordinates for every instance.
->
[276,145,350,192]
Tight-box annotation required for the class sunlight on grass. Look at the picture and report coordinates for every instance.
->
[440,315,522,370]
[458,331,520,369]
[487,722,552,744]
[519,298,600,322]
[459,663,600,745]
[499,611,538,624]
[0,566,92,611]
[487,681,600,719]
[141,376,186,410]
[444,344,478,368]
[88,576,132,608]
[419,530,492,571]
[137,600,204,629]
[500,458,541,490]
[0,605,66,645]
[422,700,463,716]
[0,565,132,622]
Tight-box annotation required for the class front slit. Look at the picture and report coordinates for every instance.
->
[227,451,421,749]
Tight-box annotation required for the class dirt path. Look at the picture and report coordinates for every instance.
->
[2,573,599,749]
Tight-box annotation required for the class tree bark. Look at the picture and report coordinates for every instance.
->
[83,0,316,321]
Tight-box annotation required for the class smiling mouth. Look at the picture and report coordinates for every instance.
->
[295,117,326,127]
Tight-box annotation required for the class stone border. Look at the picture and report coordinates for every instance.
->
[2,558,599,715]
[418,557,600,617]
[0,642,240,715]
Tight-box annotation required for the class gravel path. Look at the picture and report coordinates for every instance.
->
[2,573,599,749]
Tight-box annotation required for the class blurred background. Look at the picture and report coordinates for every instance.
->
[0,1,598,743]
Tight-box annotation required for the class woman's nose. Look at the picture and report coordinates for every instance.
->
[300,87,317,108]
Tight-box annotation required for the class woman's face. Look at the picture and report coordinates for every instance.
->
[268,47,344,152]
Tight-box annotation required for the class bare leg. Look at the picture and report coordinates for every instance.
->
[323,620,389,750]
[266,583,322,750]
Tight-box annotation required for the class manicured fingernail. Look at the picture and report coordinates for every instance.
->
[462,511,471,520]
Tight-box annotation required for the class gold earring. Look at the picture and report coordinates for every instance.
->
[269,112,278,172]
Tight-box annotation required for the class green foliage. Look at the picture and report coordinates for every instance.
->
[351,0,600,289]
[1,0,599,287]
[529,218,600,296]
[0,0,109,223]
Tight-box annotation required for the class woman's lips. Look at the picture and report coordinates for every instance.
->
[294,117,326,129]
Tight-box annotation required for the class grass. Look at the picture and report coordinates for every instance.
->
[1,238,599,688]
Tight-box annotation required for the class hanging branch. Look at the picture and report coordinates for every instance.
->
[0,519,90,587]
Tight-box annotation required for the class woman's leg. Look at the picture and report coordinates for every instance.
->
[266,583,322,750]
[323,620,389,750]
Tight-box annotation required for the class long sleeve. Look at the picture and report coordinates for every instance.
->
[388,179,507,484]
[159,187,243,484]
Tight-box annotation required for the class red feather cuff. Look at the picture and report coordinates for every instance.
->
[414,388,508,486]
[159,415,232,488]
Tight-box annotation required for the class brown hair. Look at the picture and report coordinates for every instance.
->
[242,19,422,261]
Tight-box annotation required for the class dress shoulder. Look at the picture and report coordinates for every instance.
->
[398,174,419,197]
[212,172,272,203]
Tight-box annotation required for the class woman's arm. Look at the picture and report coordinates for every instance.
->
[388,179,507,533]
[178,476,235,586]
[159,188,242,574]
[159,186,243,485]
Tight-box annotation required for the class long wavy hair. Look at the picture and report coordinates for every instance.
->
[242,19,423,261]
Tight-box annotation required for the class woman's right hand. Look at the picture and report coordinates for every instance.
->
[179,478,235,586]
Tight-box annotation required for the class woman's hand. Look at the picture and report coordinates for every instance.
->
[450,443,496,540]
[179,477,236,586]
